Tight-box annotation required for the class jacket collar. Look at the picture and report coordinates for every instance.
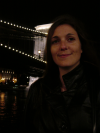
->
[62,63,84,92]
[43,63,85,94]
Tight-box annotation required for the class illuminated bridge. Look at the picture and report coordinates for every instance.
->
[0,20,52,85]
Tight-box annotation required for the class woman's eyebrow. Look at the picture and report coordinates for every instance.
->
[67,33,74,36]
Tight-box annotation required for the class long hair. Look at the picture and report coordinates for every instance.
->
[43,14,100,78]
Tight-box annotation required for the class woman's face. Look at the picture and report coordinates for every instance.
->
[50,24,82,70]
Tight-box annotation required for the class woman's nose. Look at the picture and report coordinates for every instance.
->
[60,40,68,50]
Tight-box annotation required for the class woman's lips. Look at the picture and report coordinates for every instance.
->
[58,54,71,58]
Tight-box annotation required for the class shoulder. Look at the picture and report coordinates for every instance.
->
[27,78,44,99]
[29,78,43,92]
[83,61,100,76]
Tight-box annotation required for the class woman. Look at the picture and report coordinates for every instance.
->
[24,15,100,133]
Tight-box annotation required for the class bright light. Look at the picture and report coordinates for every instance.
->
[33,56,34,58]
[4,21,6,23]
[38,50,41,53]
[27,28,28,30]
[28,55,30,56]
[11,23,13,25]
[9,47,11,49]
[16,25,18,27]
[30,56,32,57]
[22,27,24,29]
[14,24,16,26]
[27,77,28,78]
[16,50,18,52]
[0,20,3,22]
[22,52,24,54]
[1,44,3,46]
[19,51,21,53]
[5,45,7,48]
[25,53,27,55]
[19,26,21,28]
[35,23,52,30]
[29,29,30,30]
[7,22,9,24]
[12,48,15,51]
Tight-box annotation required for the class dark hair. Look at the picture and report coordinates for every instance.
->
[43,14,100,78]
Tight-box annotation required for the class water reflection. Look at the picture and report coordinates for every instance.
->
[0,88,28,133]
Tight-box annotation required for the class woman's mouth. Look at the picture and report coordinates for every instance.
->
[58,54,71,58]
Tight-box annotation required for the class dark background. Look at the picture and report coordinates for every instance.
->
[0,0,100,54]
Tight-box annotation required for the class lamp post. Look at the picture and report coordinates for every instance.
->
[38,50,41,59]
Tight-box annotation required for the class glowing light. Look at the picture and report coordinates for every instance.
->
[7,22,9,24]
[31,29,32,31]
[35,23,52,30]
[0,20,3,22]
[33,30,34,31]
[16,25,18,27]
[22,27,24,29]
[13,72,14,74]
[24,27,26,29]
[25,53,27,55]
[19,51,21,53]
[12,48,15,51]
[22,52,24,54]
[27,28,28,30]
[9,47,11,49]
[4,21,6,23]
[16,50,18,52]
[1,44,3,46]
[2,70,3,73]
[11,23,13,25]
[29,29,30,30]
[5,45,7,48]
[14,24,16,26]
[38,50,41,53]
[28,55,30,56]
[30,56,32,57]
[7,71,8,73]
[19,26,21,28]
[33,56,34,58]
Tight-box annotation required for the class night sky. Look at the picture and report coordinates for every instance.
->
[0,0,100,43]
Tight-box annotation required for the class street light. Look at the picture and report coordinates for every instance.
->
[38,50,41,59]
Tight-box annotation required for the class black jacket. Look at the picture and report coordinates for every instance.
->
[24,62,100,133]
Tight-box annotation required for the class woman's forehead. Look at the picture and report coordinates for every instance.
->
[52,24,78,38]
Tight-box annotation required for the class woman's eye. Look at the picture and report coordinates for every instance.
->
[51,40,59,44]
[68,37,75,42]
